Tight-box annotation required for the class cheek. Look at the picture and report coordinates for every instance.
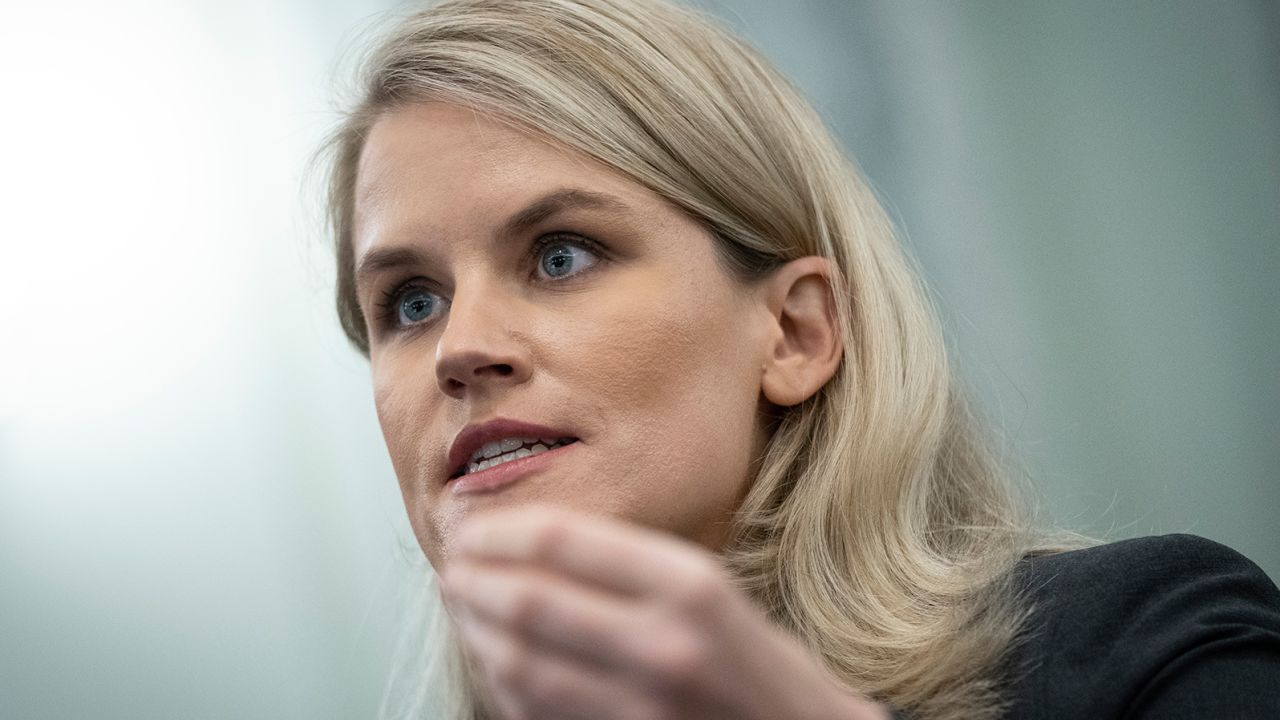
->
[552,282,747,410]
[372,359,427,474]
[539,273,763,534]
[372,353,452,560]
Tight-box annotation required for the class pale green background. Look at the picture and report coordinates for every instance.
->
[1,1,1275,718]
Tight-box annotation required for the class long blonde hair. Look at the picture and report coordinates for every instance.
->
[322,1,1062,718]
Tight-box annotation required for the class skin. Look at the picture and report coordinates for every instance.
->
[353,101,884,719]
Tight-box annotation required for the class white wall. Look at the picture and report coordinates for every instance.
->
[0,1,414,717]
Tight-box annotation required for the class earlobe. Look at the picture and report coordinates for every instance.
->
[759,257,843,407]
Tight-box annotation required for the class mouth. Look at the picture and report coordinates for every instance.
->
[450,436,578,479]
[446,418,580,482]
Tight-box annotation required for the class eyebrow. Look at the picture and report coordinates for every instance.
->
[354,188,633,292]
[499,188,631,237]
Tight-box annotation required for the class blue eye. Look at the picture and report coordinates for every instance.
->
[538,241,598,279]
[397,288,441,326]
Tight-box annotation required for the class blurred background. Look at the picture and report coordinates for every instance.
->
[1,0,1276,717]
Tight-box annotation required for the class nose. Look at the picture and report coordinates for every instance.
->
[434,285,533,399]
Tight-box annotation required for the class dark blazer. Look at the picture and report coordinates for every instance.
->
[1002,534,1280,718]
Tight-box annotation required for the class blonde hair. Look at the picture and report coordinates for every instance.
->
[322,1,1067,718]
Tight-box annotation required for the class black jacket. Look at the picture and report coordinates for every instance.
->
[888,534,1280,719]
[1003,534,1280,718]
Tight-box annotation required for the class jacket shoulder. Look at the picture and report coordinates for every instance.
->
[1005,534,1280,719]
[1022,533,1271,594]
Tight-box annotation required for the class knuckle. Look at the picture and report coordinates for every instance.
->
[524,667,574,707]
[488,638,530,688]
[674,563,725,615]
[645,627,709,689]
[506,585,545,627]
[529,517,570,563]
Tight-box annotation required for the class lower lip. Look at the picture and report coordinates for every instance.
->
[448,442,578,495]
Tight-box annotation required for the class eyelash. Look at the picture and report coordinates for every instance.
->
[373,231,607,333]
[375,280,437,330]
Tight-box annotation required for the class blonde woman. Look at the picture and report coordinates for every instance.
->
[320,0,1280,718]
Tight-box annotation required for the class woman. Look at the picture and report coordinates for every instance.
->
[320,0,1280,718]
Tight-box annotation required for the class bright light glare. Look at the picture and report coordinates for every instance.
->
[0,0,248,427]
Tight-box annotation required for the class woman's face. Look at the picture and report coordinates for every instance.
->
[353,102,774,568]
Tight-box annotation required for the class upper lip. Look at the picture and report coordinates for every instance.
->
[446,417,579,480]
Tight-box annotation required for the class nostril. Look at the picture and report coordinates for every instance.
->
[482,363,515,377]
[439,358,525,394]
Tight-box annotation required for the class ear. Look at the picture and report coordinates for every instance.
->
[758,256,843,407]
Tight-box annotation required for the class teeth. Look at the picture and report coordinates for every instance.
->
[464,437,571,475]
[475,436,531,460]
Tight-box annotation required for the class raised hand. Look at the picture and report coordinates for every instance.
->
[442,505,888,720]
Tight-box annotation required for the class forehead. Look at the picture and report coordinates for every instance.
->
[352,102,652,256]
[356,103,522,209]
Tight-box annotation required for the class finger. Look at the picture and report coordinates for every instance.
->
[454,505,719,598]
[457,608,666,720]
[444,559,689,677]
